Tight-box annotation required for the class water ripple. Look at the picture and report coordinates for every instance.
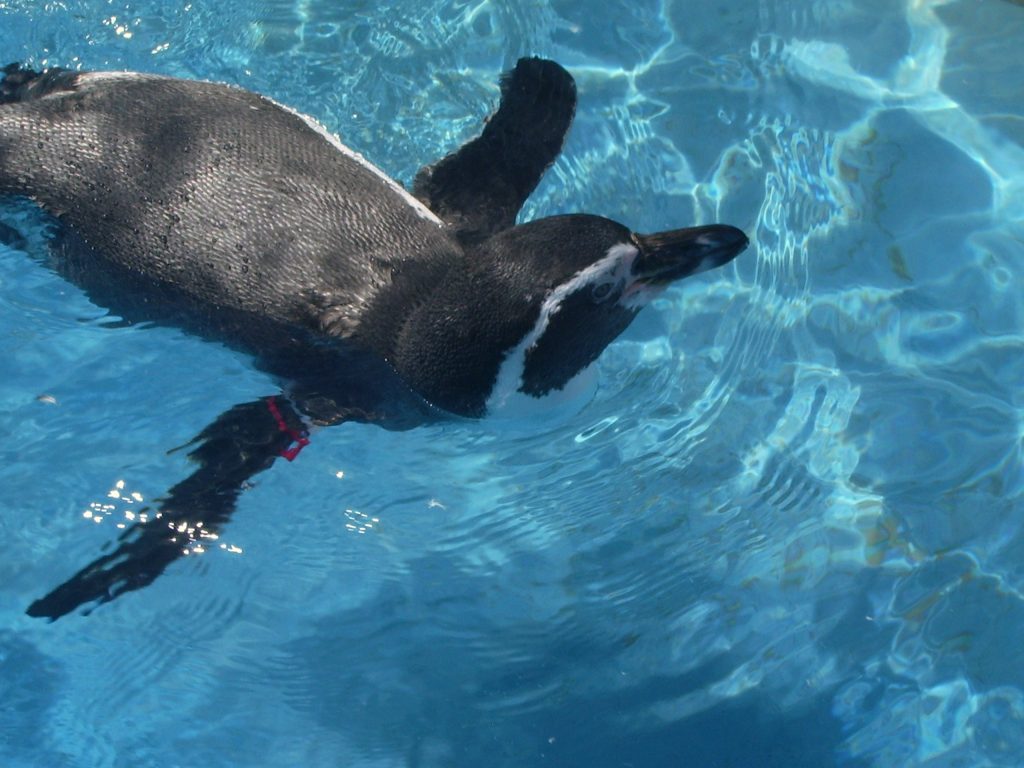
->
[2,0,1023,765]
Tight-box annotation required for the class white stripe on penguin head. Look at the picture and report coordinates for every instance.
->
[486,242,639,413]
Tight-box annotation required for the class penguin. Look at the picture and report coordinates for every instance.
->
[0,58,749,619]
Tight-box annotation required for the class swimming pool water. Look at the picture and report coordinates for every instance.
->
[1,0,1022,766]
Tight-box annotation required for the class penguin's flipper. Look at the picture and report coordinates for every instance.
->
[413,57,577,246]
[26,396,310,620]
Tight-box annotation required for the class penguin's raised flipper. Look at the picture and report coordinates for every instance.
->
[26,396,310,620]
[413,57,576,246]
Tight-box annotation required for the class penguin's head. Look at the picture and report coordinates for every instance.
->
[481,215,748,414]
[376,214,748,418]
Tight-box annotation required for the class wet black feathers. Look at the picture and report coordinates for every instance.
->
[412,57,577,247]
[0,62,78,104]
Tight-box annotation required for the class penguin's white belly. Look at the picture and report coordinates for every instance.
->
[483,361,598,427]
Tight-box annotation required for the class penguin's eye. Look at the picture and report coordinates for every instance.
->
[590,279,618,304]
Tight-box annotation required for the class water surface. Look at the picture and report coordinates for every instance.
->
[1,0,1022,766]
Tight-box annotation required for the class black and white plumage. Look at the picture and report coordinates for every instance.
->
[0,58,748,618]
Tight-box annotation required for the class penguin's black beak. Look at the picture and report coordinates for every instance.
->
[632,224,749,285]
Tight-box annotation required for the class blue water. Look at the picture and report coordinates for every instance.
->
[1,0,1022,765]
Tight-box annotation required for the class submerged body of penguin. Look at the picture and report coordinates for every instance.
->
[0,58,749,619]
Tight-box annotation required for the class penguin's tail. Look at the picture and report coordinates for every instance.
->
[0,62,78,104]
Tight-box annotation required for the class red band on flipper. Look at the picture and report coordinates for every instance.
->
[266,397,310,461]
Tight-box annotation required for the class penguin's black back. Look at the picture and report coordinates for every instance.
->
[0,70,459,337]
